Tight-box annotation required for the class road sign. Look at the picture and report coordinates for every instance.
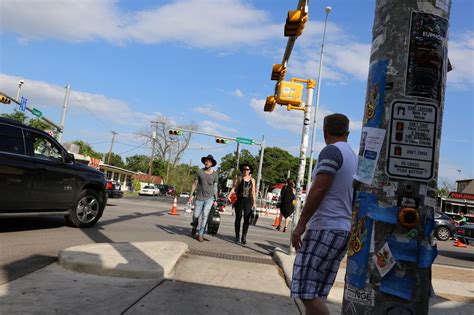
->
[386,100,438,181]
[32,108,42,118]
[226,179,233,188]
[236,137,255,145]
[19,97,27,112]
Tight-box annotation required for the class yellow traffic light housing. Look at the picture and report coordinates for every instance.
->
[264,96,276,112]
[276,80,304,106]
[0,95,11,104]
[168,129,183,136]
[271,64,287,81]
[284,10,308,37]
[215,138,228,144]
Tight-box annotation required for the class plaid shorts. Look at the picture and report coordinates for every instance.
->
[291,229,349,300]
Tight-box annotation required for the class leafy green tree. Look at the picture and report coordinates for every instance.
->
[126,155,150,173]
[72,140,103,159]
[107,152,125,168]
[29,118,53,131]
[217,149,257,191]
[0,110,28,124]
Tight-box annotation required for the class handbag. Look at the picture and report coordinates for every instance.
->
[229,192,238,204]
[249,207,259,226]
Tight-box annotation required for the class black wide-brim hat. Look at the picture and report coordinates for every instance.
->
[201,154,217,167]
[240,163,253,173]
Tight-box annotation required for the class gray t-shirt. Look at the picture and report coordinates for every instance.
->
[195,168,218,201]
[307,141,357,232]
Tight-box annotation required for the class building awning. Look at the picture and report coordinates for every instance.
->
[445,202,467,207]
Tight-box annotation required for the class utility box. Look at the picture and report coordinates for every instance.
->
[277,81,304,106]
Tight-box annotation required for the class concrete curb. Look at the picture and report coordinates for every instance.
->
[58,241,188,279]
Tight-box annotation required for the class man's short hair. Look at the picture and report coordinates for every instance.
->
[324,113,350,136]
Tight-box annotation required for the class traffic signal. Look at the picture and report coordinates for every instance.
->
[215,138,228,144]
[168,129,183,136]
[284,10,308,37]
[271,64,286,81]
[276,80,304,106]
[264,96,276,112]
[0,95,11,104]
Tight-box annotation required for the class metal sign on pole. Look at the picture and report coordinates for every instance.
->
[31,108,42,118]
[236,137,255,145]
[19,97,27,112]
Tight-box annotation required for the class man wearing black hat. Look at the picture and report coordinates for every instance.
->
[189,154,219,242]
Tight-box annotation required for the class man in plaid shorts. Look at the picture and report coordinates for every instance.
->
[291,113,357,315]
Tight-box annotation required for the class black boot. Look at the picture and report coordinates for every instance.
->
[235,234,240,243]
[276,225,281,231]
[241,235,247,245]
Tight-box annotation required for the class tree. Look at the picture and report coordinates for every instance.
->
[107,153,125,168]
[168,163,199,194]
[72,140,103,159]
[138,115,197,166]
[218,149,257,191]
[0,110,28,124]
[260,147,299,188]
[126,155,150,173]
[29,118,53,131]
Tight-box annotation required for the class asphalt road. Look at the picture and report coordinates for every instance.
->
[1,196,472,286]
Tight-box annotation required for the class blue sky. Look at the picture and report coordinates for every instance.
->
[1,0,473,185]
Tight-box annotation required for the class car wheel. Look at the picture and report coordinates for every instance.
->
[65,189,104,228]
[436,226,451,241]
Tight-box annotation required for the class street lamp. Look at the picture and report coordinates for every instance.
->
[15,79,25,101]
[306,6,331,191]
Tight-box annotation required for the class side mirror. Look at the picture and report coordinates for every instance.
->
[65,153,75,163]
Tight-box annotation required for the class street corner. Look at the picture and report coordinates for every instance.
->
[272,247,295,288]
[58,241,188,279]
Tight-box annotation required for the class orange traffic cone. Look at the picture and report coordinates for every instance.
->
[169,197,179,215]
[272,210,280,227]
[453,239,467,247]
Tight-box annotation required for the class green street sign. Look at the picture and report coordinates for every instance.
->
[31,108,42,118]
[236,137,255,145]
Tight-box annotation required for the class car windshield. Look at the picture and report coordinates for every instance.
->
[144,186,155,189]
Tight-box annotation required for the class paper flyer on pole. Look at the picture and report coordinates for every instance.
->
[355,127,386,185]
[373,242,396,277]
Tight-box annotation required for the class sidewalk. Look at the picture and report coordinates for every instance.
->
[0,241,471,314]
[273,248,473,315]
[0,241,300,314]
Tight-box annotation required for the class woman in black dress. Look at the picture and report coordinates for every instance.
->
[228,163,256,244]
[276,179,295,232]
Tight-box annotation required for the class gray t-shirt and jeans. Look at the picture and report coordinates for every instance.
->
[193,168,218,236]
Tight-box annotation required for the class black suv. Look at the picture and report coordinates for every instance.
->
[0,118,107,227]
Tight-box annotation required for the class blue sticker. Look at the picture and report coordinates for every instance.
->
[387,236,418,262]
[367,204,398,224]
[380,270,415,301]
[418,243,438,268]
[364,150,377,160]
[363,60,388,128]
[345,192,376,289]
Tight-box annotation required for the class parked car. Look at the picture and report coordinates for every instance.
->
[453,224,474,246]
[139,185,159,196]
[167,186,176,196]
[106,180,123,199]
[434,211,456,241]
[0,118,107,228]
[180,192,190,198]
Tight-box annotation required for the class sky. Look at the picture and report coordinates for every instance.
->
[0,0,473,185]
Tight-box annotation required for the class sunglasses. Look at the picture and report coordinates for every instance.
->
[243,168,250,171]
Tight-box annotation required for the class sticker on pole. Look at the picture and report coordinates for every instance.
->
[386,100,438,181]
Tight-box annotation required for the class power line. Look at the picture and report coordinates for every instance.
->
[117,140,150,155]
[70,92,110,130]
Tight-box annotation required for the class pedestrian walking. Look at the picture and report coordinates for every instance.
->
[291,114,357,315]
[228,163,256,245]
[189,154,218,242]
[275,178,296,232]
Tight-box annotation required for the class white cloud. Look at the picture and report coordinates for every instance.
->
[249,98,362,135]
[199,120,237,135]
[193,105,231,122]
[232,89,244,98]
[0,73,150,127]
[447,31,474,89]
[0,0,281,48]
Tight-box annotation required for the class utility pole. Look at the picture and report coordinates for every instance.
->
[148,122,158,176]
[234,142,241,179]
[57,84,71,143]
[255,135,265,197]
[306,6,331,191]
[289,80,315,256]
[107,131,118,165]
[15,79,24,102]
[287,170,291,179]
[342,1,451,314]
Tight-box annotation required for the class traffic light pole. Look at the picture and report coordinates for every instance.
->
[342,1,451,313]
[255,135,265,197]
[57,84,70,143]
[0,91,62,133]
[289,80,315,256]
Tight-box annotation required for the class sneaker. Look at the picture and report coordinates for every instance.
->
[198,235,204,242]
